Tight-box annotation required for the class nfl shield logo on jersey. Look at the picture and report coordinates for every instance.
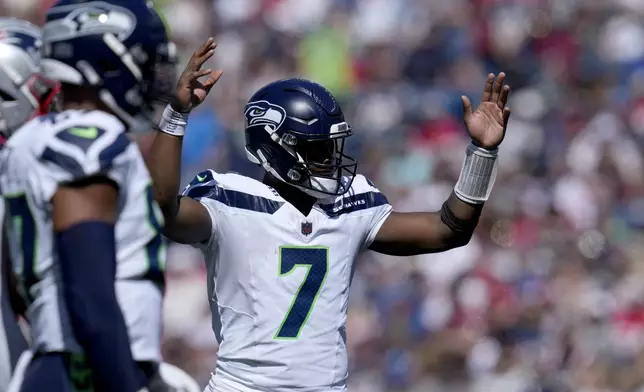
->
[301,222,313,236]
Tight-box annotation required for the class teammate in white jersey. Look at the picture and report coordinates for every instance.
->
[0,17,61,390]
[0,1,181,391]
[149,40,512,392]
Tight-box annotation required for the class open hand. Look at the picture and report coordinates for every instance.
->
[461,73,511,149]
[171,37,223,113]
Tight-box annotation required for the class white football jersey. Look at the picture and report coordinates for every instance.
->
[182,171,392,392]
[0,110,166,361]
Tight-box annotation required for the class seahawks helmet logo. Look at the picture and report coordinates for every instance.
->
[244,100,286,131]
[44,2,136,42]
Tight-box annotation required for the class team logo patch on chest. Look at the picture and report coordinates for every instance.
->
[301,221,313,236]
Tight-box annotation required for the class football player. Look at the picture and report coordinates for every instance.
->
[0,17,60,391]
[0,1,177,391]
[149,39,511,392]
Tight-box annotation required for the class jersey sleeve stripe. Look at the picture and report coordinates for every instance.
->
[182,170,216,194]
[40,147,85,177]
[319,191,389,218]
[98,133,131,171]
[182,170,218,197]
[186,184,284,214]
[182,180,217,198]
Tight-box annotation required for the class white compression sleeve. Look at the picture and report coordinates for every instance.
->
[454,142,499,204]
[158,104,189,137]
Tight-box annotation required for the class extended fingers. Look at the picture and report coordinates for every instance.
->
[461,95,473,123]
[490,72,505,102]
[193,47,216,73]
[199,37,215,55]
[186,37,216,73]
[203,70,224,90]
[481,73,495,102]
[498,84,510,110]
[482,72,510,107]
[195,68,212,78]
[502,107,511,130]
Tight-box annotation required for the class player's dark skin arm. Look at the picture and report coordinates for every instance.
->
[53,177,144,392]
[52,179,117,227]
[370,193,482,255]
[148,38,222,244]
[149,131,212,244]
[370,73,512,256]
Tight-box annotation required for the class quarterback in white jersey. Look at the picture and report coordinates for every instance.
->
[0,17,60,390]
[180,171,390,391]
[149,39,512,392]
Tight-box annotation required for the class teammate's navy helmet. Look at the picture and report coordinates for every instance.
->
[0,18,60,137]
[244,78,357,199]
[41,0,177,129]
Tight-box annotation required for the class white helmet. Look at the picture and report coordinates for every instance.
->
[0,18,59,137]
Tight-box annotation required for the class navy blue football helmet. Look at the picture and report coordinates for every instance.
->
[244,78,357,199]
[41,0,176,129]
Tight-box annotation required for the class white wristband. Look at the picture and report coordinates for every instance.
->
[454,142,499,204]
[158,104,189,137]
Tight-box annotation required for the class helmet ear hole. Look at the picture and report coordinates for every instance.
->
[287,169,302,181]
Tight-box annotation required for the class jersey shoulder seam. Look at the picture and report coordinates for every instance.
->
[184,170,284,215]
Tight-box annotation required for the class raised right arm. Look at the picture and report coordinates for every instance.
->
[147,37,223,245]
[148,131,212,244]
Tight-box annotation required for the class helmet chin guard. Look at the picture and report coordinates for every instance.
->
[295,176,349,200]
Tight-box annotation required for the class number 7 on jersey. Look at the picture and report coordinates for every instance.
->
[274,246,328,340]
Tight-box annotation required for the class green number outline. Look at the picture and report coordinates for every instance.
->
[274,245,329,340]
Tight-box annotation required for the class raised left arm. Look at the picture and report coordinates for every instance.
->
[370,72,511,256]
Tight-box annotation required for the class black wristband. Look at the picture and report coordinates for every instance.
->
[440,201,478,235]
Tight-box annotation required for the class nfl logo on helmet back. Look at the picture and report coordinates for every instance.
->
[41,0,176,130]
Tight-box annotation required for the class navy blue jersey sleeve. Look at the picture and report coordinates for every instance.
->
[182,169,218,199]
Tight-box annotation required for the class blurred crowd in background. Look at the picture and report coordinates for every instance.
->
[6,0,644,390]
